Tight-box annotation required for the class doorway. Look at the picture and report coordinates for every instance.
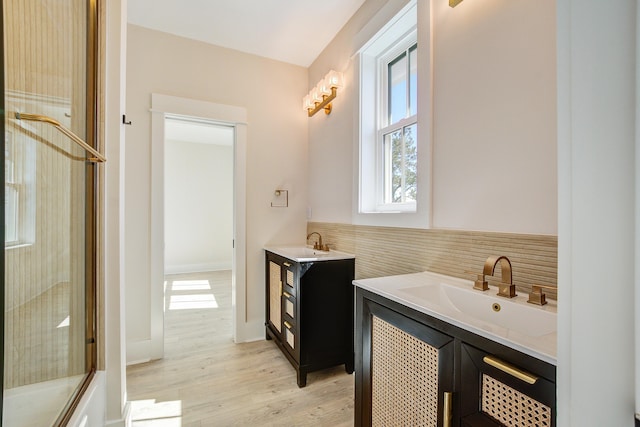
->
[148,94,248,360]
[164,116,234,276]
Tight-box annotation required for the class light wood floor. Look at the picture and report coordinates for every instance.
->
[127,270,354,426]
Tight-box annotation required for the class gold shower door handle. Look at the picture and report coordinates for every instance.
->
[14,112,107,163]
[443,391,453,427]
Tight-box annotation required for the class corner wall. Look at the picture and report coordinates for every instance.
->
[125,25,309,359]
[307,0,557,235]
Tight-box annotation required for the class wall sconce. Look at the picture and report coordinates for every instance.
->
[449,0,463,6]
[302,70,344,117]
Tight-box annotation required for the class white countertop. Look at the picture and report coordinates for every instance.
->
[265,246,355,263]
[354,271,557,365]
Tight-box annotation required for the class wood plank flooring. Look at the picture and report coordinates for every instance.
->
[127,271,354,426]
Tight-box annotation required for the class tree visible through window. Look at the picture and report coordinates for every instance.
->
[384,124,417,203]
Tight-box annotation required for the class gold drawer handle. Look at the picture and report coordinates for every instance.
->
[283,262,291,267]
[283,291,292,298]
[443,391,453,427]
[483,356,538,385]
[284,321,292,329]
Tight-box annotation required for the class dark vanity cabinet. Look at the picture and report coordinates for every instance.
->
[355,288,556,427]
[265,250,355,387]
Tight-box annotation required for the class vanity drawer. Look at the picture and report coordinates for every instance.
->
[460,343,555,426]
[282,285,296,322]
[284,296,295,319]
[283,262,296,296]
[283,320,298,360]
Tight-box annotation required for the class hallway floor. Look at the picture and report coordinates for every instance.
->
[126,270,354,426]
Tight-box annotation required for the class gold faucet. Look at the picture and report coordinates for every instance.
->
[474,255,516,298]
[306,232,328,251]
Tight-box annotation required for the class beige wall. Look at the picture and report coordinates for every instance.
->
[308,0,557,235]
[125,25,309,351]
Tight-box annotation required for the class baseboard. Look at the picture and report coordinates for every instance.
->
[234,319,266,343]
[126,339,152,365]
[164,261,232,275]
[105,401,131,427]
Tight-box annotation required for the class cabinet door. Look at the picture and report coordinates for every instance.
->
[460,343,555,427]
[357,298,455,426]
[268,260,282,334]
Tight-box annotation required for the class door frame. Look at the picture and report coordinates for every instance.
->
[149,93,247,358]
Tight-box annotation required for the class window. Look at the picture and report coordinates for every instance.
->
[380,43,417,208]
[5,131,19,244]
[5,129,35,247]
[358,0,427,223]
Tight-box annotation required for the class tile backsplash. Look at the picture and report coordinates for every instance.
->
[307,222,557,300]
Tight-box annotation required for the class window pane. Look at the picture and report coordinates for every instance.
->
[383,129,403,203]
[409,45,418,117]
[5,185,18,243]
[382,124,417,205]
[403,123,417,202]
[388,53,407,125]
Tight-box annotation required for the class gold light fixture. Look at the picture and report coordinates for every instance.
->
[302,70,344,117]
[449,0,463,7]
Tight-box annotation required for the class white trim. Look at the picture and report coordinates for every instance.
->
[150,93,248,349]
[164,262,232,275]
[125,339,152,365]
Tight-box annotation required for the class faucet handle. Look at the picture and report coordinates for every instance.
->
[473,274,489,291]
[464,271,489,291]
[527,284,554,306]
[497,282,517,298]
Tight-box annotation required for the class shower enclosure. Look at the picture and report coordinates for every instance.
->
[1,0,101,425]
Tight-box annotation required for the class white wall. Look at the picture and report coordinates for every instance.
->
[164,139,233,274]
[125,24,308,356]
[103,0,129,425]
[557,0,636,425]
[308,0,557,235]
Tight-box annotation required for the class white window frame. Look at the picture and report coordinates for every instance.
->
[355,0,431,228]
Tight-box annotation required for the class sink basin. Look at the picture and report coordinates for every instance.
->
[398,283,556,337]
[264,246,355,262]
[353,271,557,364]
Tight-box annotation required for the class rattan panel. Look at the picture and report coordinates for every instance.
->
[482,374,551,426]
[371,316,439,426]
[285,299,294,318]
[287,270,294,287]
[269,262,282,332]
[285,328,295,349]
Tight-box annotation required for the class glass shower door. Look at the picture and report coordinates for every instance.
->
[2,0,99,425]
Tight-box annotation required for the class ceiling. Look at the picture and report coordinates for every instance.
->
[127,0,366,67]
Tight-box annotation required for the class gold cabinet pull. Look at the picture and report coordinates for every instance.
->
[283,291,292,299]
[443,391,453,427]
[283,262,291,267]
[284,321,292,329]
[483,356,538,385]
